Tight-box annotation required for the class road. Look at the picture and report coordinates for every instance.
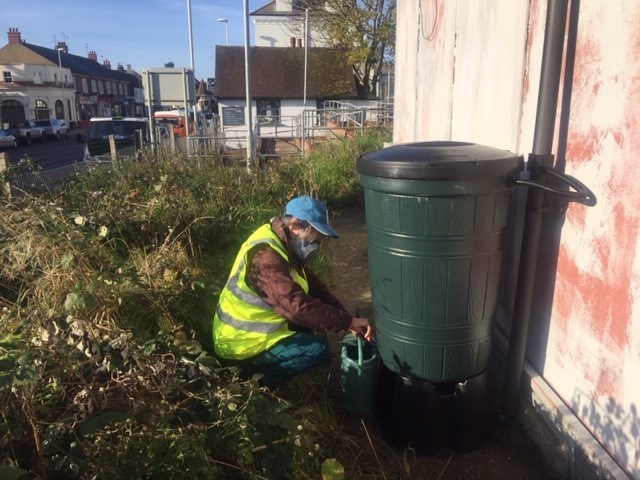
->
[2,134,85,169]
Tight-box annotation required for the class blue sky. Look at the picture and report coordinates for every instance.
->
[1,0,267,81]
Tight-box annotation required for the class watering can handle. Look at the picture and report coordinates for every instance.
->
[353,306,363,367]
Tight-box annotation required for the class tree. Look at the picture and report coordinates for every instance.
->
[305,0,396,98]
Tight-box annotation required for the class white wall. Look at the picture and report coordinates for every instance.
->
[394,0,639,477]
[393,0,538,151]
[253,8,328,48]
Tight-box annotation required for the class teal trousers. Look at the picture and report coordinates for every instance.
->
[236,332,330,387]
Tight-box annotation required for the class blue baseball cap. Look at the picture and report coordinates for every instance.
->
[285,196,339,238]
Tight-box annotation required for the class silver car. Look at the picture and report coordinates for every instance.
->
[0,129,18,149]
[35,119,69,140]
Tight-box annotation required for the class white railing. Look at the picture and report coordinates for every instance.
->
[155,100,394,161]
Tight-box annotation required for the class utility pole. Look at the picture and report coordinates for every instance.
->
[56,47,64,88]
[243,0,254,169]
[303,8,309,109]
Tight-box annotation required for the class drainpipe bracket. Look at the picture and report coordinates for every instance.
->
[527,153,555,172]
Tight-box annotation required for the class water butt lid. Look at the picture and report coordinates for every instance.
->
[356,141,524,181]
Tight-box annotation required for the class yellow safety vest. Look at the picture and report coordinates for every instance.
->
[213,223,309,359]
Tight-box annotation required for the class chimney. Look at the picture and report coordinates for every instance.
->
[56,41,68,54]
[7,28,22,44]
[117,63,125,72]
[103,59,111,69]
[88,50,98,62]
[290,37,296,48]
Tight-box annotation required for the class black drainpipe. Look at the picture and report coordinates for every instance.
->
[502,0,569,415]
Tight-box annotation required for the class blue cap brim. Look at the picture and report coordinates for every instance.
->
[308,221,339,238]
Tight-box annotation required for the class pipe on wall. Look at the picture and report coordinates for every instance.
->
[502,0,569,415]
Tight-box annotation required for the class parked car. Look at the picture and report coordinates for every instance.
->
[35,118,69,140]
[5,120,46,145]
[80,117,149,161]
[0,129,18,149]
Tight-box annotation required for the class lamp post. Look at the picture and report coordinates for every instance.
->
[242,1,253,169]
[218,18,229,45]
[303,7,308,109]
[56,47,64,88]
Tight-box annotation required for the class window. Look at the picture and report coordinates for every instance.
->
[98,81,104,94]
[91,79,97,92]
[3,71,12,83]
[106,82,111,94]
[257,99,281,124]
[82,78,88,93]
[35,100,47,108]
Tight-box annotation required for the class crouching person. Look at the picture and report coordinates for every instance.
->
[213,196,372,387]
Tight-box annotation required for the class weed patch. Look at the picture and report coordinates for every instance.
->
[0,130,390,479]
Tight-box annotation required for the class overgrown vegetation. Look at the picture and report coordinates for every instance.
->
[0,128,390,479]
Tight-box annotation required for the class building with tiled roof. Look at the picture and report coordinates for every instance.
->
[0,28,143,129]
[214,46,356,100]
[213,45,362,137]
[213,1,374,144]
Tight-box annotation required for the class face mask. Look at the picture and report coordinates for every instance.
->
[291,238,321,262]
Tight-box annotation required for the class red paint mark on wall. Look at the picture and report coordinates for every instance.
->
[556,199,637,397]
[566,127,601,165]
[566,127,625,165]
[568,203,634,349]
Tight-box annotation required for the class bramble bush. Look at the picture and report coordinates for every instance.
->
[0,127,390,479]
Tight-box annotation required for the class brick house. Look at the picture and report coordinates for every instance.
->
[0,28,143,129]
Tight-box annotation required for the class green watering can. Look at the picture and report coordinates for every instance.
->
[340,332,378,416]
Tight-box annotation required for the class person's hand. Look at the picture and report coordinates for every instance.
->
[349,317,373,342]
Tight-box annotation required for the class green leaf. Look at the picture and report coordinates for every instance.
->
[0,464,30,480]
[60,251,75,269]
[140,339,157,355]
[184,340,203,355]
[194,352,221,369]
[77,411,129,437]
[0,356,16,371]
[64,291,84,312]
[321,458,345,480]
[14,365,37,383]
[0,372,14,391]
[64,290,97,312]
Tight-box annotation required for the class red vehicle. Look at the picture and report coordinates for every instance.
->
[153,110,194,137]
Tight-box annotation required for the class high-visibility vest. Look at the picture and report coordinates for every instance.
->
[213,223,309,359]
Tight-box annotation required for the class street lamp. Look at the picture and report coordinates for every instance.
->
[218,18,229,45]
[56,47,64,88]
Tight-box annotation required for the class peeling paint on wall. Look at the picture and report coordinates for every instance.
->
[394,0,640,473]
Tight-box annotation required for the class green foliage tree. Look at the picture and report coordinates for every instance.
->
[305,0,396,98]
